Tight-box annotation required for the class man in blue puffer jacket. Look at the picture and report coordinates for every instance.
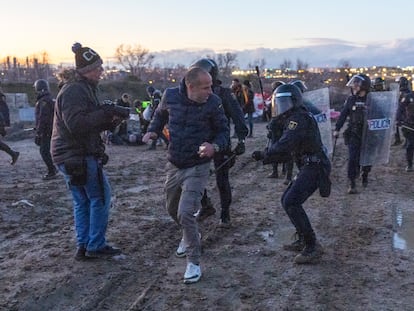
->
[143,67,229,284]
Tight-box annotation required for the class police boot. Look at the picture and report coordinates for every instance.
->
[361,173,368,187]
[294,233,323,264]
[283,169,293,185]
[406,161,413,172]
[283,232,305,252]
[347,179,357,194]
[267,168,278,178]
[196,195,216,222]
[220,208,231,226]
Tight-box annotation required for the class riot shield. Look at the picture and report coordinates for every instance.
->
[302,88,333,154]
[360,91,398,166]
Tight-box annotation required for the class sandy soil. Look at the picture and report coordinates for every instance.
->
[1,121,413,311]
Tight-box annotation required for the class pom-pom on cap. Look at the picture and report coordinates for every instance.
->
[71,42,103,74]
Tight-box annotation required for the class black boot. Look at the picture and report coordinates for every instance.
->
[10,150,19,165]
[294,232,323,264]
[220,208,231,226]
[361,173,368,187]
[196,193,216,222]
[283,232,305,252]
[347,179,357,194]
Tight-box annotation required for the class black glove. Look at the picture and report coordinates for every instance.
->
[252,150,264,161]
[0,127,6,137]
[233,141,245,155]
[101,103,130,119]
[34,135,41,146]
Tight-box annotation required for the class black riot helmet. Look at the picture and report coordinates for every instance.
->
[271,80,285,92]
[33,79,50,94]
[290,80,307,93]
[398,77,409,91]
[190,58,219,82]
[346,74,371,93]
[373,77,385,91]
[271,84,303,117]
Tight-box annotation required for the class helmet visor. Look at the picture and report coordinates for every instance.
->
[273,92,294,116]
[346,75,365,88]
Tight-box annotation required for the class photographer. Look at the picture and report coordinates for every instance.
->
[51,43,128,261]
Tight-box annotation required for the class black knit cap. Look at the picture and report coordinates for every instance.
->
[71,42,103,74]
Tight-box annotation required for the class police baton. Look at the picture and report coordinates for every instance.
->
[331,136,338,161]
[210,153,237,176]
[401,124,414,132]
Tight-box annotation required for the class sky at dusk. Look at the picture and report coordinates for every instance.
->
[4,0,414,67]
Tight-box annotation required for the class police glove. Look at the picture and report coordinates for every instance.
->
[333,130,340,138]
[233,140,245,155]
[252,150,265,161]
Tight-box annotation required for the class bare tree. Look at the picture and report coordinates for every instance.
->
[247,58,266,71]
[280,59,292,71]
[338,59,352,69]
[115,44,155,81]
[296,58,309,71]
[216,52,238,77]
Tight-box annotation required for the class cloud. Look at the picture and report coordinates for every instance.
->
[151,38,414,68]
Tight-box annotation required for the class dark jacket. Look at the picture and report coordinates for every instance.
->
[214,84,248,143]
[0,92,10,127]
[147,79,229,169]
[265,107,327,165]
[35,93,55,137]
[335,94,368,137]
[51,71,116,165]
[242,86,255,114]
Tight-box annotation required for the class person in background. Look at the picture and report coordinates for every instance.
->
[242,80,255,137]
[0,88,19,165]
[190,58,248,226]
[333,74,372,194]
[51,42,128,260]
[33,79,57,180]
[142,67,229,284]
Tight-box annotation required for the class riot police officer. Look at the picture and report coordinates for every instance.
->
[252,84,331,264]
[191,58,248,225]
[394,77,411,146]
[34,79,57,179]
[372,77,386,92]
[333,73,372,194]
[396,80,414,171]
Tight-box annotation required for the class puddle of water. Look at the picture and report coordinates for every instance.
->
[393,202,414,251]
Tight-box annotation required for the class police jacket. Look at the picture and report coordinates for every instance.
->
[396,91,414,125]
[147,79,229,169]
[51,71,116,165]
[35,92,55,137]
[265,106,327,166]
[214,84,248,143]
[335,94,367,136]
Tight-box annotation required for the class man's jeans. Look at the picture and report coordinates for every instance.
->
[58,156,111,252]
[165,161,210,265]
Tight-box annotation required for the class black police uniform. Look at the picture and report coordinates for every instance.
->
[201,83,248,223]
[264,106,330,253]
[396,91,414,170]
[335,94,371,187]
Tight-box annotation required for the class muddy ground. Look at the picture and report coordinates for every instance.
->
[1,121,413,311]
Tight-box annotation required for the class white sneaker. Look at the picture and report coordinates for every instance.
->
[184,262,201,284]
[175,238,187,258]
[175,233,201,258]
